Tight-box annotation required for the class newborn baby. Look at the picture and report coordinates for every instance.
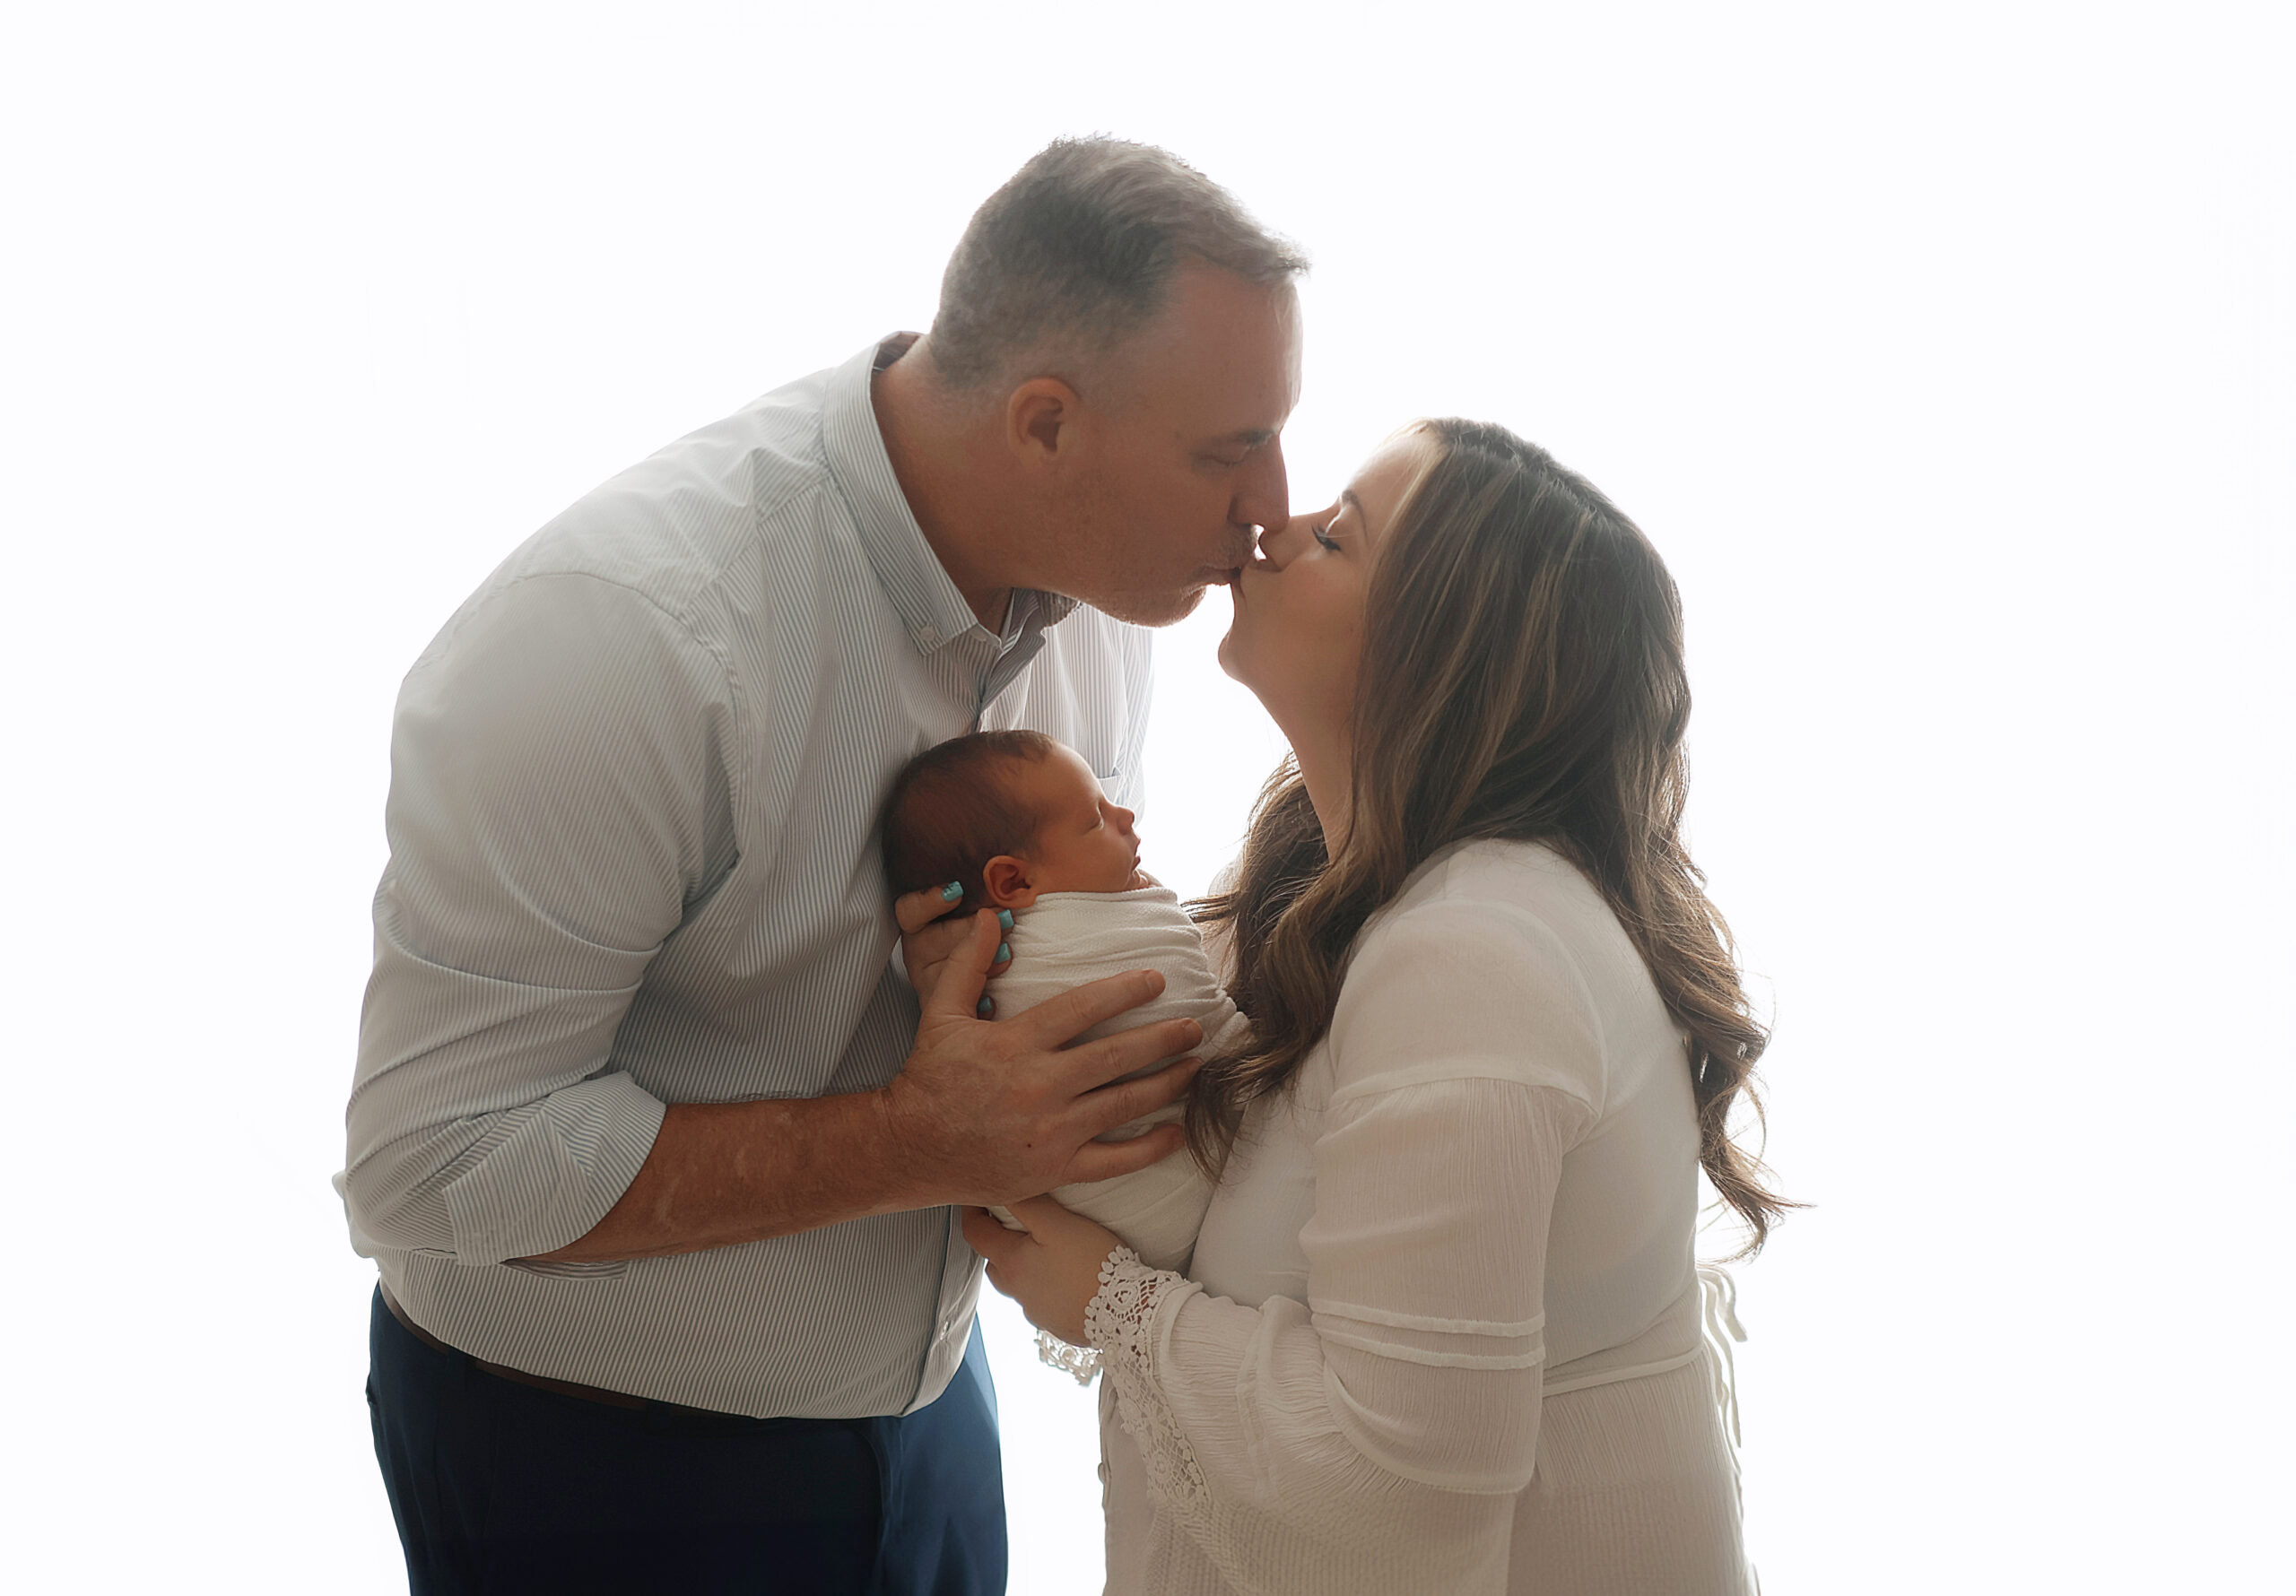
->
[880,730,1247,1272]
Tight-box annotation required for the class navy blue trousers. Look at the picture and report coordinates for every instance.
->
[367,1288,1006,1595]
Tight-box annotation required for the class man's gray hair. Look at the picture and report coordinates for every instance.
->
[927,137,1309,391]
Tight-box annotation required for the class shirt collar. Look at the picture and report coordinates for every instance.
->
[821,333,1080,655]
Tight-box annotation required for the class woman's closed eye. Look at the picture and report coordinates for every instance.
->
[1312,519,1340,551]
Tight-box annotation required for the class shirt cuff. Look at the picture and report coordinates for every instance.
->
[439,1071,667,1265]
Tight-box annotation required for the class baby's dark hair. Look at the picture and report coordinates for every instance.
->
[879,729,1061,908]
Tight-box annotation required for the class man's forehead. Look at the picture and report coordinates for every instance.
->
[1121,270,1299,393]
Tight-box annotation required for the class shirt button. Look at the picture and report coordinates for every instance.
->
[917,624,938,646]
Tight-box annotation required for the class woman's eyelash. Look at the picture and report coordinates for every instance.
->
[1312,521,1340,551]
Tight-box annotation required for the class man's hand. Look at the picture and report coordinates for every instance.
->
[877,906,1199,1210]
[523,895,1194,1265]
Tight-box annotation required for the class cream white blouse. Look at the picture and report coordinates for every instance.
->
[1083,840,1753,1594]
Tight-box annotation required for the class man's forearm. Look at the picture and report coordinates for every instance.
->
[525,1090,920,1263]
[524,951,1198,1265]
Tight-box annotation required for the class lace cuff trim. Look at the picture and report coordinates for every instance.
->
[1033,1327,1101,1385]
[1082,1245,1210,1518]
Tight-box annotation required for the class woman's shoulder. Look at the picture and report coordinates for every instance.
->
[1350,839,1603,992]
[1373,837,1607,941]
[1330,840,1614,1106]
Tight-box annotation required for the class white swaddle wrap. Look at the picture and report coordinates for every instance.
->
[989,885,1250,1271]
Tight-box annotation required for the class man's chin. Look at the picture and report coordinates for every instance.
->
[1089,583,1212,629]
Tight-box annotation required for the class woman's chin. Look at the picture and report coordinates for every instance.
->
[1215,629,1246,685]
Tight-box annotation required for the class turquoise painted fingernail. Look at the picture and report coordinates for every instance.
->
[977,996,994,1017]
[994,942,1011,964]
[940,881,964,902]
[996,908,1013,931]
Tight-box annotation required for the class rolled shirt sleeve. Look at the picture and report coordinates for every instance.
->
[343,570,738,1264]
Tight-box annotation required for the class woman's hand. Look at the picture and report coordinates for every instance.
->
[895,884,1013,1016]
[961,1195,1126,1348]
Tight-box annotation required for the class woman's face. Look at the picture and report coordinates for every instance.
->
[1218,431,1435,742]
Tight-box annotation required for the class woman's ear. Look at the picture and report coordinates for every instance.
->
[981,854,1038,910]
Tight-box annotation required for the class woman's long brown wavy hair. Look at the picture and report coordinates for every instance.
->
[1192,419,1796,1254]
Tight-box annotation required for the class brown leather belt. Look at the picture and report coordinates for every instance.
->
[381,1284,666,1412]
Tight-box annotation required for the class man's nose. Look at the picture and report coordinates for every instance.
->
[1236,438,1290,549]
[1255,513,1313,571]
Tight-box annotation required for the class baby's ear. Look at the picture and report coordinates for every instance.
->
[981,855,1037,910]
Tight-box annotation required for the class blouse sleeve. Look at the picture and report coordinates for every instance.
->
[1085,899,1602,1594]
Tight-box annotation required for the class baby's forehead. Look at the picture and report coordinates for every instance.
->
[1040,743,1101,790]
[1001,745,1097,808]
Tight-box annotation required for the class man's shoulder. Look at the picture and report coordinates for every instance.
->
[491,366,848,622]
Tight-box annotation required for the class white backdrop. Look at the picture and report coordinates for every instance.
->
[4,3,2290,1591]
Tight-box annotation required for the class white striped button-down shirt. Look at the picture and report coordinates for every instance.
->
[339,335,1153,1418]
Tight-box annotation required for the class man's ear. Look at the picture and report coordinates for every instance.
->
[1005,377,1083,469]
[981,854,1038,910]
